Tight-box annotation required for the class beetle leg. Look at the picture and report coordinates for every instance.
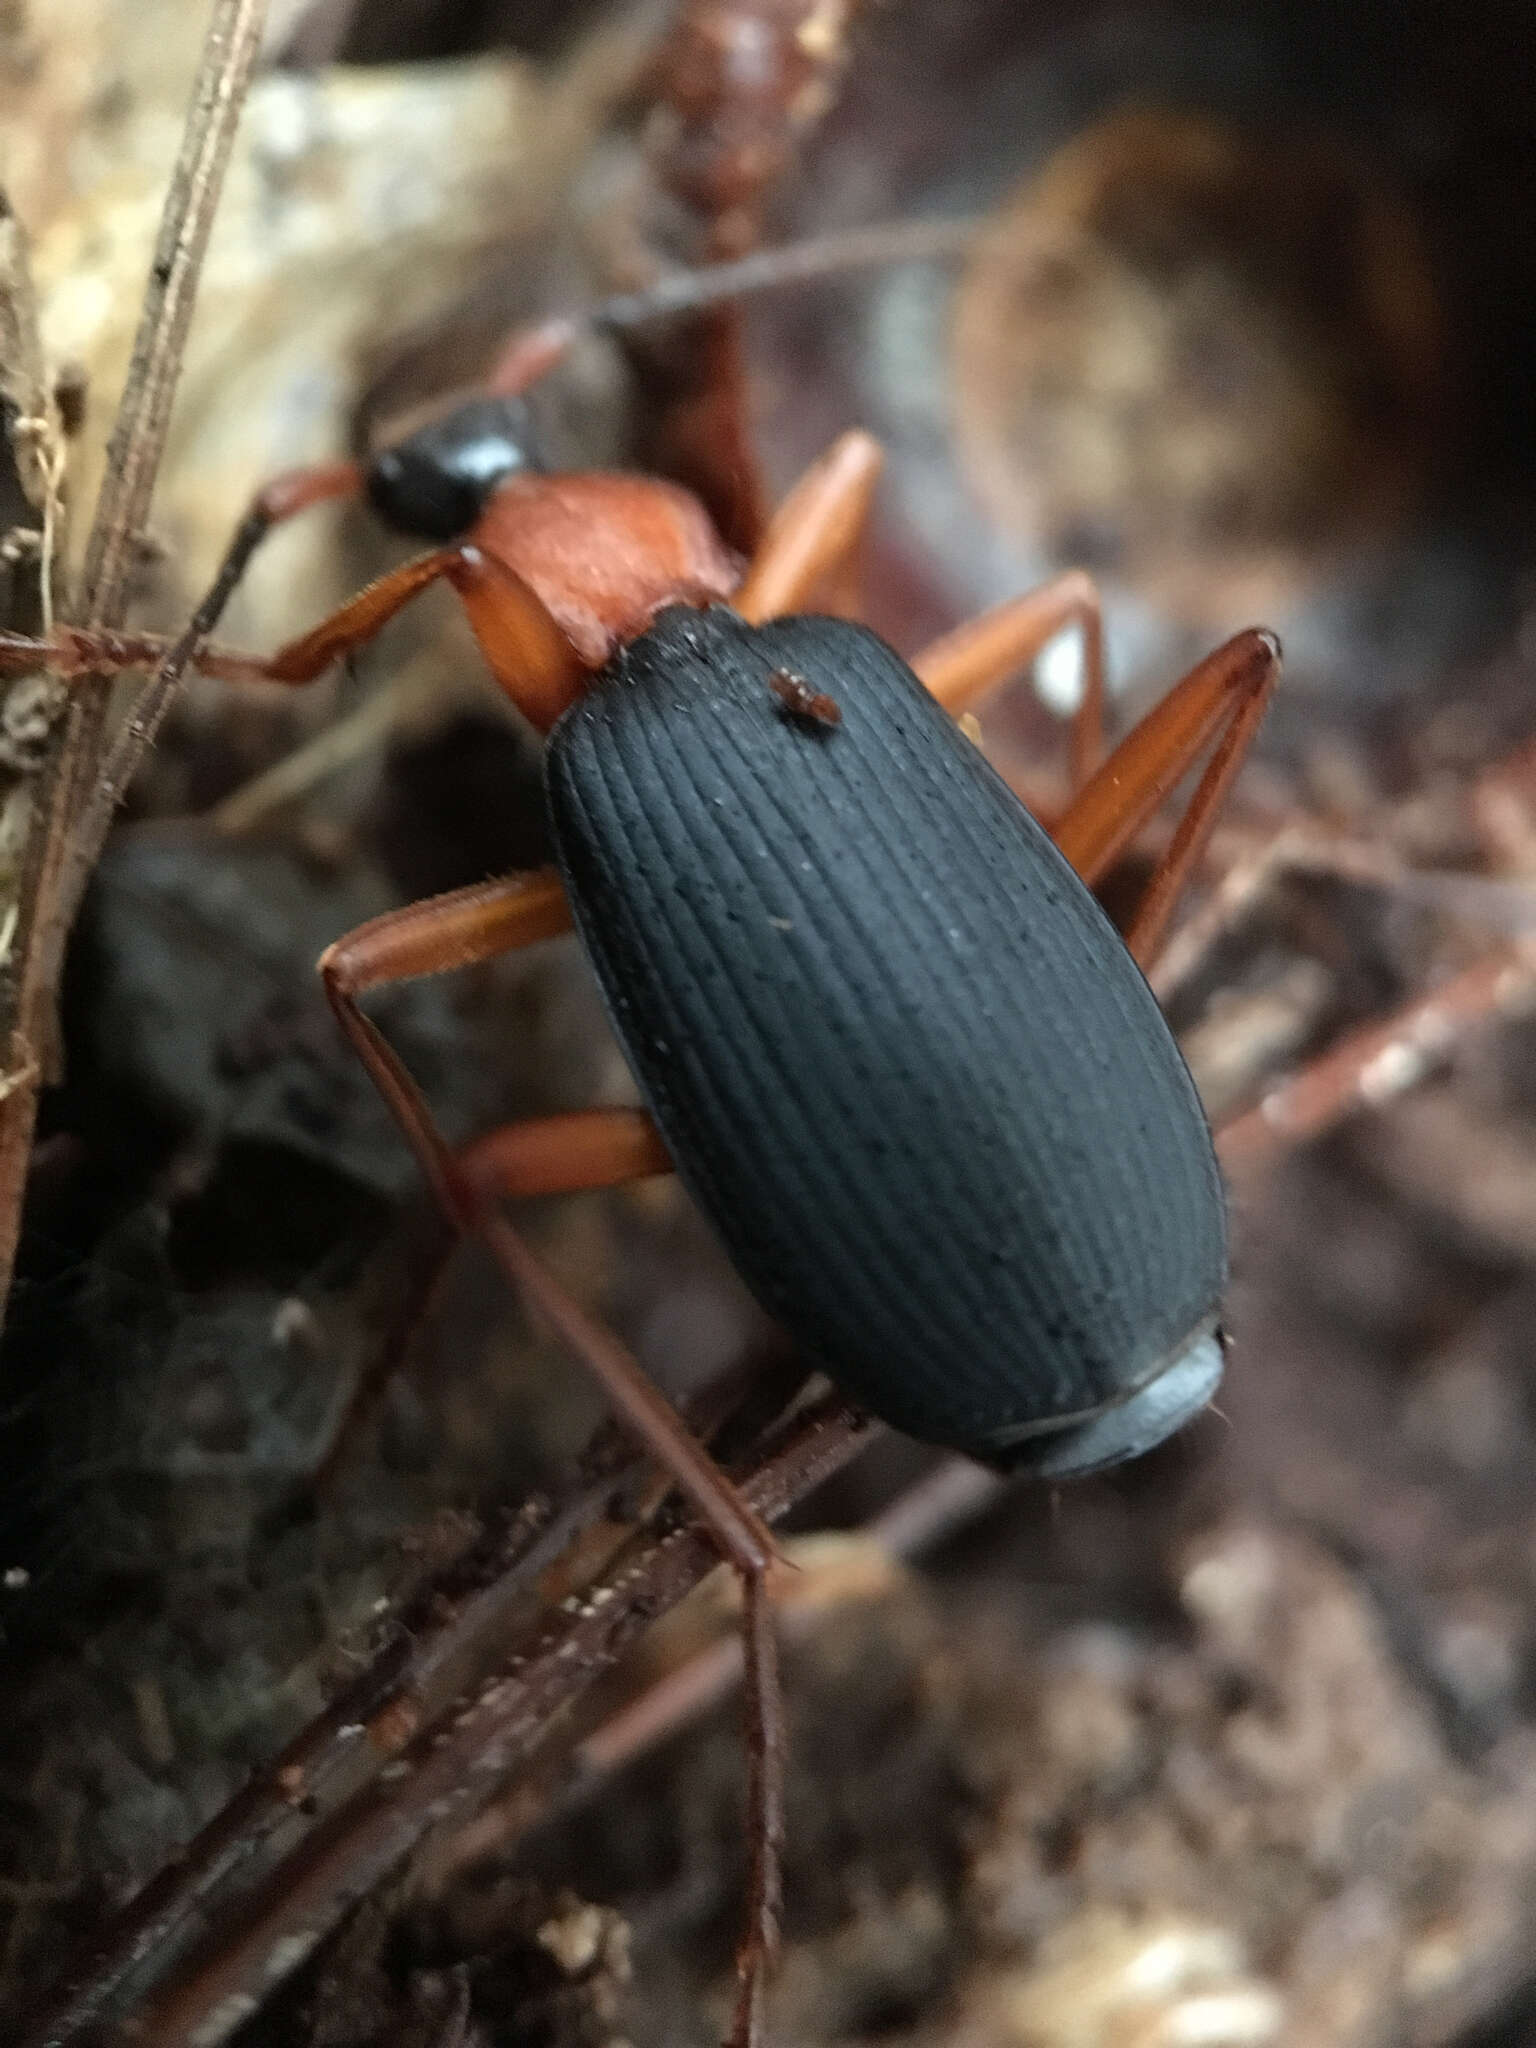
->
[10,542,588,735]
[439,1109,787,2048]
[432,1109,788,2048]
[1052,628,1282,967]
[456,1108,672,1196]
[733,431,883,623]
[313,1106,674,1494]
[322,875,789,2043]
[731,1565,785,2048]
[440,547,589,731]
[318,873,781,1564]
[228,549,466,685]
[912,569,1106,788]
[318,871,580,1221]
[80,460,368,679]
[216,539,584,730]
[0,547,468,692]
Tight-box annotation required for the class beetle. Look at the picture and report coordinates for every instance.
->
[2,294,1279,2048]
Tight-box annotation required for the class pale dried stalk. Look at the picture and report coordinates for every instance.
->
[21,1397,874,2048]
[0,200,67,1317]
[0,0,269,1317]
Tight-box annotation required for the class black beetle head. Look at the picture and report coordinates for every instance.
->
[985,1325,1225,1482]
[365,395,545,542]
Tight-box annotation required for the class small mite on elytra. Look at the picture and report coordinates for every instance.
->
[768,667,842,729]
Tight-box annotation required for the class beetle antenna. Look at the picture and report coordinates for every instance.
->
[485,217,978,397]
[592,215,978,330]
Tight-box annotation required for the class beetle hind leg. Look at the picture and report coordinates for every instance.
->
[454,1131,787,2048]
[318,868,792,2048]
[912,569,1108,789]
[731,1568,786,2048]
[1052,628,1281,967]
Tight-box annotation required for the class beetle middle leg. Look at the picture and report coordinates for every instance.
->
[317,868,791,2048]
[451,1115,786,2048]
[317,878,773,1564]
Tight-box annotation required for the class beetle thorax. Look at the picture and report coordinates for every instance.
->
[472,473,740,669]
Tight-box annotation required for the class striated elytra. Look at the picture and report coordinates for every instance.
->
[545,604,1226,1478]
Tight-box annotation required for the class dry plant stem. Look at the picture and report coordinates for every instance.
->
[75,1399,871,2048]
[43,0,270,931]
[591,217,978,330]
[208,647,459,832]
[0,203,63,618]
[20,1461,633,2048]
[0,202,64,1261]
[23,1421,990,2048]
[0,0,268,1318]
[60,476,283,917]
[1216,945,1536,1172]
[23,1354,783,2048]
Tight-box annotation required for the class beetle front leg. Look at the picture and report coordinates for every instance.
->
[911,569,1107,790]
[0,546,463,695]
[0,461,367,684]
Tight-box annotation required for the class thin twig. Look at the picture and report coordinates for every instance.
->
[208,647,462,833]
[19,1470,613,2048]
[58,464,284,922]
[589,215,978,331]
[1216,946,1536,1173]
[0,0,268,1319]
[23,1398,873,2048]
[17,1352,822,2045]
[0,202,65,634]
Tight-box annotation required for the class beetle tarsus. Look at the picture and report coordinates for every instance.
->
[729,1566,786,2048]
